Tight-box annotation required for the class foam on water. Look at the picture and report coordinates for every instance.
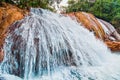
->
[0,8,120,80]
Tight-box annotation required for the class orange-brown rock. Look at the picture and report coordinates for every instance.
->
[67,12,120,51]
[0,2,26,62]
[0,3,120,62]
[0,49,4,61]
[105,41,120,51]
[68,12,106,40]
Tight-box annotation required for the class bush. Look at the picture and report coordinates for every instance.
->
[66,0,92,12]
[112,13,120,28]
[0,0,53,11]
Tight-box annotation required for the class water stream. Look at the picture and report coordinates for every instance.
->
[0,8,120,80]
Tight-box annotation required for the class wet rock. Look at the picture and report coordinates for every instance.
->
[0,77,6,80]
[0,2,26,62]
[67,12,120,51]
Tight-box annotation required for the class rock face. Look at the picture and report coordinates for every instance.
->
[75,12,106,40]
[0,3,120,62]
[0,2,26,62]
[98,19,120,41]
[105,41,120,51]
[68,12,120,51]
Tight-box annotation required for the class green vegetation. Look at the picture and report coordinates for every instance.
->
[66,0,120,28]
[0,0,120,28]
[0,0,53,11]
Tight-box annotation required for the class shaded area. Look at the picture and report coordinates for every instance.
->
[0,2,26,62]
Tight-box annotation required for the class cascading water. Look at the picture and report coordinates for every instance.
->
[0,8,120,80]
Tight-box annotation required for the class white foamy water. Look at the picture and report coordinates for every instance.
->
[0,8,120,80]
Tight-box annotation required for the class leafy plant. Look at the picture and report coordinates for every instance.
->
[0,0,53,11]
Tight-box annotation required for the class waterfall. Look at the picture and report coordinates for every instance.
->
[0,8,120,80]
[98,19,120,41]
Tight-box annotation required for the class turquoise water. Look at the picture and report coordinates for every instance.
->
[0,8,120,80]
